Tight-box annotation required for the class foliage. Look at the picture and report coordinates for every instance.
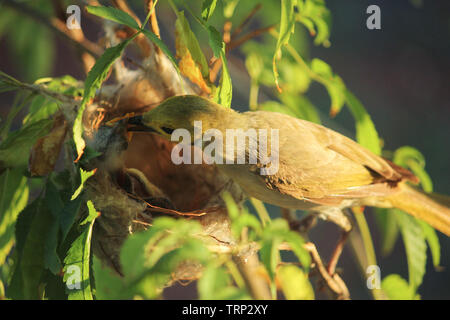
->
[0,0,445,301]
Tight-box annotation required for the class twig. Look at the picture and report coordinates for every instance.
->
[304,242,350,300]
[230,3,262,40]
[232,253,272,300]
[146,0,160,39]
[209,25,275,83]
[51,0,96,73]
[111,0,153,58]
[112,0,141,23]
[227,25,276,53]
[3,0,102,59]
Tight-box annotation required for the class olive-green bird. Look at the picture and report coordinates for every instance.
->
[130,95,450,236]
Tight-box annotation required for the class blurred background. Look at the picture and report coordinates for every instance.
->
[0,0,449,299]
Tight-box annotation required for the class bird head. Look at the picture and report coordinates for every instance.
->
[128,95,234,139]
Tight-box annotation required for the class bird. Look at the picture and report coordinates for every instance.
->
[127,95,450,242]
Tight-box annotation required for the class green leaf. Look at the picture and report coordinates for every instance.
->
[43,179,64,275]
[117,217,211,299]
[0,169,29,265]
[395,210,427,290]
[374,208,399,256]
[201,0,218,21]
[344,90,381,155]
[393,146,440,269]
[7,197,40,299]
[310,58,347,117]
[276,265,314,300]
[86,6,140,30]
[296,0,331,47]
[393,146,433,192]
[382,274,417,300]
[223,0,240,18]
[60,196,84,243]
[142,29,180,73]
[73,37,136,160]
[20,198,53,299]
[71,168,96,200]
[175,11,207,70]
[273,0,297,91]
[198,265,248,300]
[208,26,233,108]
[175,11,211,91]
[92,256,124,300]
[418,220,440,268]
[260,219,310,280]
[6,14,55,81]
[260,237,281,281]
[0,119,53,170]
[63,201,99,300]
[278,93,320,124]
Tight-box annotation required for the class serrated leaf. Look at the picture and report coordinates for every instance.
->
[393,146,432,192]
[278,93,320,124]
[29,115,68,177]
[0,119,53,170]
[73,37,136,160]
[201,0,218,21]
[20,198,53,299]
[260,237,281,281]
[92,256,123,300]
[87,6,140,30]
[6,197,40,299]
[60,196,84,243]
[261,219,310,279]
[198,265,247,300]
[297,0,331,47]
[392,146,440,269]
[208,26,233,108]
[71,168,96,201]
[119,217,210,299]
[175,11,211,93]
[63,201,98,300]
[344,90,381,155]
[276,265,314,300]
[395,210,427,290]
[43,179,64,275]
[273,0,297,91]
[374,208,399,256]
[381,274,417,300]
[0,169,29,265]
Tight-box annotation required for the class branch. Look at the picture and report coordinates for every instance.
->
[3,0,103,60]
[232,252,272,300]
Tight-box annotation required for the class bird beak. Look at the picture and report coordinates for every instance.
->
[127,115,157,133]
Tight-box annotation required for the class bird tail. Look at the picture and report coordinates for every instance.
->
[386,184,450,236]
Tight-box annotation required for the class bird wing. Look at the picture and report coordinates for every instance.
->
[245,111,414,204]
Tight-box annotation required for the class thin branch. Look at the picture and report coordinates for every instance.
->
[232,253,272,300]
[3,0,102,59]
[230,3,262,40]
[146,0,160,38]
[51,0,96,73]
[227,25,276,53]
[304,242,350,300]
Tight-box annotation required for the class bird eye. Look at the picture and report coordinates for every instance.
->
[161,127,175,135]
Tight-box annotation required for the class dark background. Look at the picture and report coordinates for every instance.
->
[0,0,449,299]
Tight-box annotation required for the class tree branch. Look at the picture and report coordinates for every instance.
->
[3,0,103,60]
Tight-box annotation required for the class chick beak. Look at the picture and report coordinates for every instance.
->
[127,115,157,133]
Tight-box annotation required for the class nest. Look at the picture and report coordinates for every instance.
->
[78,27,245,280]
